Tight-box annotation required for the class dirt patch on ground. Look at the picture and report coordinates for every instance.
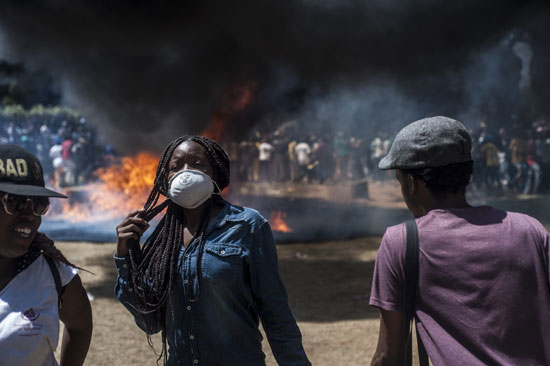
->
[54,238,383,366]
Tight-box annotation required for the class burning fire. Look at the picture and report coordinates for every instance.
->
[203,82,256,141]
[270,210,292,233]
[49,152,160,221]
[48,83,256,224]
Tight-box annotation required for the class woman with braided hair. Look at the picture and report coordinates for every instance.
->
[115,136,310,366]
[0,144,92,365]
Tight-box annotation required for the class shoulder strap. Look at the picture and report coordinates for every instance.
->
[44,255,63,308]
[404,220,419,322]
[404,220,429,366]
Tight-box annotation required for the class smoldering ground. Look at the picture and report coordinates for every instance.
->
[0,1,549,153]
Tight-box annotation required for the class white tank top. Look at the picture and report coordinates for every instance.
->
[0,255,77,366]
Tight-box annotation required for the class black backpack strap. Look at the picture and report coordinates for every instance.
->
[404,220,429,366]
[404,220,418,366]
[45,255,63,309]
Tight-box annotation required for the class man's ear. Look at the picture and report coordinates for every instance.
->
[407,174,416,195]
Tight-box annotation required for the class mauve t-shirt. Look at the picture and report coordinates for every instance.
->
[370,206,550,366]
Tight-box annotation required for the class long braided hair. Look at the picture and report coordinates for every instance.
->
[17,232,83,272]
[32,232,81,267]
[127,136,230,363]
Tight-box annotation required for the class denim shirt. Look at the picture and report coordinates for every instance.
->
[114,200,311,366]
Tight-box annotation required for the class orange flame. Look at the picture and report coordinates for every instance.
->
[204,115,226,142]
[48,152,159,222]
[202,82,256,141]
[270,210,292,233]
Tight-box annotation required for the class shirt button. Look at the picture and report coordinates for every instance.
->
[189,335,194,340]
[183,279,189,284]
[220,250,226,255]
[187,306,191,310]
[193,360,198,364]
[128,288,133,293]
[122,263,128,268]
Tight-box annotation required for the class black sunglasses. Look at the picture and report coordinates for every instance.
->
[1,193,50,216]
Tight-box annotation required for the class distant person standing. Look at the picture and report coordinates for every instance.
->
[333,131,350,182]
[49,138,64,188]
[370,136,385,181]
[237,140,255,182]
[271,132,289,182]
[350,137,369,198]
[61,136,75,186]
[509,133,528,191]
[287,139,299,182]
[369,116,550,366]
[534,124,550,192]
[523,136,542,195]
[258,139,274,182]
[312,134,333,184]
[294,141,311,182]
[479,139,502,192]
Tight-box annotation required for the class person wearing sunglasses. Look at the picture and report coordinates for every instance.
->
[0,144,92,366]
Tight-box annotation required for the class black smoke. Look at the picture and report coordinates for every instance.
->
[0,0,548,152]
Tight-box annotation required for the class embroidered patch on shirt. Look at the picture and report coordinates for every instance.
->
[21,308,40,321]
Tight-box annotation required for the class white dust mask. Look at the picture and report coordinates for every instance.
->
[167,169,216,209]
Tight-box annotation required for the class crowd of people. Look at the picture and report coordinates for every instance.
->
[0,109,111,188]
[228,117,550,196]
[229,129,389,188]
[471,118,550,195]
[1,108,549,198]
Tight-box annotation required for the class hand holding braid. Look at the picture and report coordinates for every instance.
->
[121,135,230,365]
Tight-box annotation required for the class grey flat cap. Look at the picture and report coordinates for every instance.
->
[379,116,472,170]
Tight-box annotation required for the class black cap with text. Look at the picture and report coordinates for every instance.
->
[0,144,67,198]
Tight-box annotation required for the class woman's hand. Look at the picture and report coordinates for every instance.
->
[116,209,150,257]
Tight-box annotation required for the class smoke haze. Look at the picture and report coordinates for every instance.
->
[0,0,548,153]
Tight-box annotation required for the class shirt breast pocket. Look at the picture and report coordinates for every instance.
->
[202,244,243,285]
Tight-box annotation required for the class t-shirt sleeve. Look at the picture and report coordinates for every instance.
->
[544,228,550,285]
[369,225,406,312]
[524,215,550,285]
[57,261,79,287]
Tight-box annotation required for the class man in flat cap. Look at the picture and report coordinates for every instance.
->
[369,116,550,366]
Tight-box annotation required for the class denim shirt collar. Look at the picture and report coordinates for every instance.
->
[178,199,248,255]
[208,199,247,231]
